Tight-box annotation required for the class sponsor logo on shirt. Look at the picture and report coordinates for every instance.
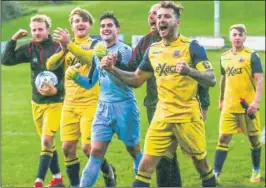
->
[225,66,242,76]
[155,63,176,76]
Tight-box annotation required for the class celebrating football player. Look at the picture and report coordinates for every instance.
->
[65,12,143,187]
[1,15,65,187]
[46,8,115,187]
[101,1,217,187]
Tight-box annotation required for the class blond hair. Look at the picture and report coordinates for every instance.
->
[229,24,247,34]
[69,7,94,25]
[159,1,184,18]
[30,14,52,28]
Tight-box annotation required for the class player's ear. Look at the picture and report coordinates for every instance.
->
[176,19,180,26]
[117,27,120,35]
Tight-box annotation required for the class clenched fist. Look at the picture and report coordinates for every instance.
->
[176,62,191,75]
[12,29,28,40]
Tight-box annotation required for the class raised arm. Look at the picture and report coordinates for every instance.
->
[53,27,107,66]
[1,29,30,66]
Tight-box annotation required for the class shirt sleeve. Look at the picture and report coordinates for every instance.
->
[198,85,210,110]
[220,60,225,75]
[189,40,213,71]
[129,37,145,71]
[138,47,154,72]
[251,52,263,74]
[1,40,30,66]
[75,56,99,89]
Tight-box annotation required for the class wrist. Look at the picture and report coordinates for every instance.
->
[73,72,80,81]
[254,100,260,105]
[187,67,193,76]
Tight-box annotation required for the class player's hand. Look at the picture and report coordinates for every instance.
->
[53,27,70,46]
[37,81,57,96]
[246,101,259,115]
[100,54,116,72]
[219,100,223,112]
[176,62,191,75]
[12,29,28,40]
[201,110,207,121]
[65,63,81,80]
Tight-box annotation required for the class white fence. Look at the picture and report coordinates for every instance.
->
[132,35,265,51]
[1,35,265,55]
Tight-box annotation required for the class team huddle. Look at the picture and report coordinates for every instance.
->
[1,1,264,187]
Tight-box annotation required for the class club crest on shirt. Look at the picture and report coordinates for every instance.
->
[173,50,181,58]
[239,56,245,62]
[81,44,89,50]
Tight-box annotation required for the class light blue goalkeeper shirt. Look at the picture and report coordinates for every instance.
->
[75,40,135,102]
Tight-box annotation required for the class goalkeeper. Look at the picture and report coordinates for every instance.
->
[65,12,143,187]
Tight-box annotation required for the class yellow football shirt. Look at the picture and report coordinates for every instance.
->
[139,35,213,122]
[220,47,263,113]
[64,36,100,106]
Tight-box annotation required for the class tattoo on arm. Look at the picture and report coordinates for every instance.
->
[189,69,216,88]
[110,66,152,88]
[219,75,225,101]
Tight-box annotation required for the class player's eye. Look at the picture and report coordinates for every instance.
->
[107,23,113,28]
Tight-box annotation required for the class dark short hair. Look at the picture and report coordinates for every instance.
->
[99,11,120,28]
[159,1,184,19]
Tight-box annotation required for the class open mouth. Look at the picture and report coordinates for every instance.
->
[77,27,86,32]
[150,21,156,27]
[102,31,111,35]
[159,25,168,32]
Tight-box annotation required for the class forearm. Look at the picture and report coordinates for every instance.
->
[109,66,141,88]
[46,51,65,71]
[74,74,98,90]
[67,42,94,65]
[189,69,216,88]
[254,77,264,104]
[219,76,225,101]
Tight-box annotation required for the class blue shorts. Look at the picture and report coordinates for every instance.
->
[92,99,140,146]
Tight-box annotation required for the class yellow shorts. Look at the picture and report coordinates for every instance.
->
[144,120,206,160]
[31,101,63,137]
[219,111,261,136]
[60,105,97,144]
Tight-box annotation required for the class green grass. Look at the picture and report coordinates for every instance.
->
[1,51,265,187]
[1,1,265,44]
[1,1,265,187]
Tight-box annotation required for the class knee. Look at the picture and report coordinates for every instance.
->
[138,156,157,174]
[62,142,77,158]
[82,144,91,156]
[126,145,141,158]
[218,134,231,144]
[249,135,260,147]
[41,136,53,149]
[90,146,105,158]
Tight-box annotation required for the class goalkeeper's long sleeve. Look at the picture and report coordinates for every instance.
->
[67,42,95,66]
